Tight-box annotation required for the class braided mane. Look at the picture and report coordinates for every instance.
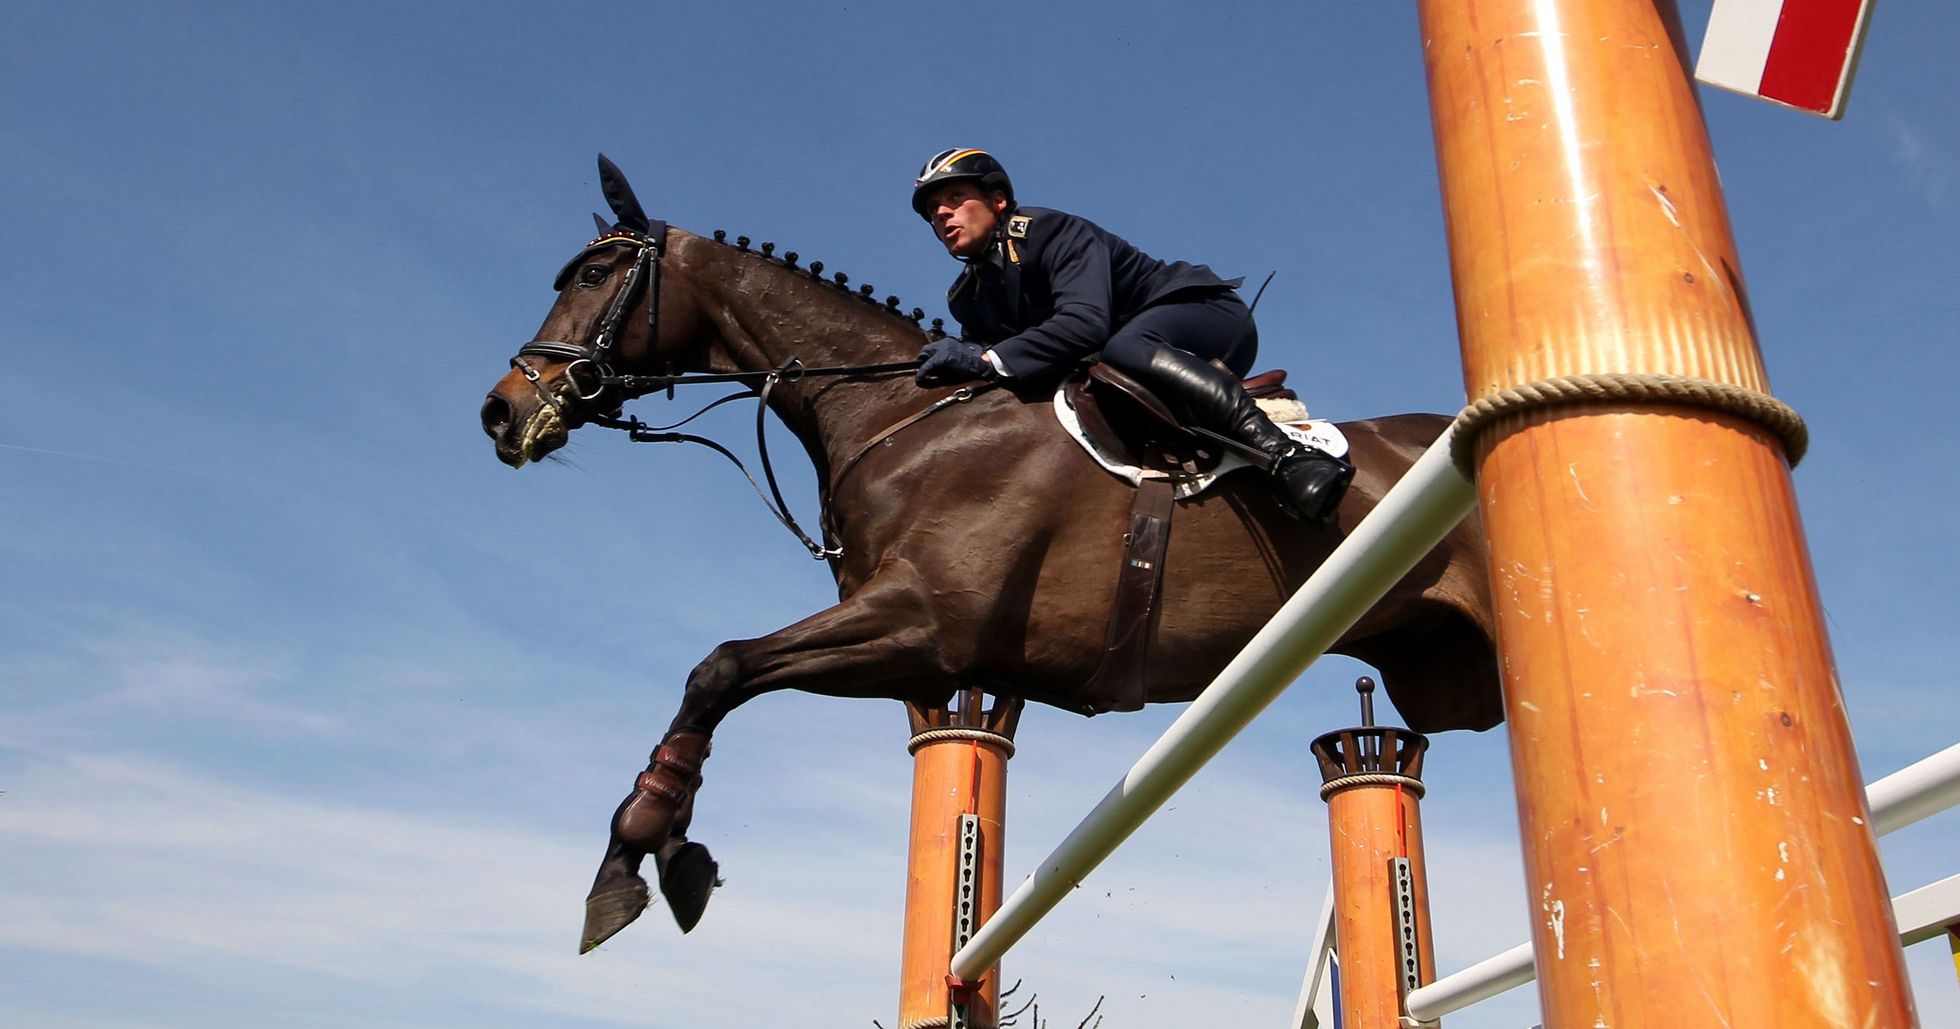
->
[706,229,949,341]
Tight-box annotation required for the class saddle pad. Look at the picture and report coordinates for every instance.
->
[1053,384,1350,500]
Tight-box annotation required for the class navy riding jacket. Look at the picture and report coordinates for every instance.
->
[946,205,1242,379]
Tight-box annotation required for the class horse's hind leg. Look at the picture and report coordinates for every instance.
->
[581,568,947,951]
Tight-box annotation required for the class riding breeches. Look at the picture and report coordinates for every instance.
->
[1096,288,1259,379]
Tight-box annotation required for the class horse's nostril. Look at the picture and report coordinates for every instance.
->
[481,395,512,439]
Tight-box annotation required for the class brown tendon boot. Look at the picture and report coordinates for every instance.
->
[615,729,710,848]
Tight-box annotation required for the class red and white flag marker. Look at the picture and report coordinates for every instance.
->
[1696,0,1873,119]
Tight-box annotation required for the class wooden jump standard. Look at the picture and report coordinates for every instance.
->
[1393,741,1960,1023]
[898,690,1021,1029]
[1312,677,1438,1024]
[1417,0,1911,1023]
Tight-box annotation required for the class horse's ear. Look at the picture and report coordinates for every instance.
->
[596,153,651,233]
[593,212,613,234]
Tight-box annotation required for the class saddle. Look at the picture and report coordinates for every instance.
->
[1062,361,1305,717]
[1063,362,1304,477]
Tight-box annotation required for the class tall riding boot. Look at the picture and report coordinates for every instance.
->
[1134,346,1355,525]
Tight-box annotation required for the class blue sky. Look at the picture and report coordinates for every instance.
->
[2,2,1954,1026]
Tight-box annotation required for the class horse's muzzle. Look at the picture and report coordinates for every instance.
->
[481,392,544,467]
[480,394,513,443]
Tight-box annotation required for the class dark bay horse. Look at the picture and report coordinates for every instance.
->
[480,158,1501,953]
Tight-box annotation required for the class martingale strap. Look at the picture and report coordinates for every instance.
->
[818,384,991,544]
[595,361,840,561]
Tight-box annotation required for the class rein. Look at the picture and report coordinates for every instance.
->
[511,225,978,562]
[592,359,984,563]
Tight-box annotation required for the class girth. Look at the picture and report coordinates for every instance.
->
[1061,361,1301,714]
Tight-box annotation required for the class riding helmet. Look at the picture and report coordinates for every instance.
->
[911,148,1013,219]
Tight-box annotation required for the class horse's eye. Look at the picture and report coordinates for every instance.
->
[578,265,610,287]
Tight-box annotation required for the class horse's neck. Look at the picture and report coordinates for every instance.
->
[685,237,928,482]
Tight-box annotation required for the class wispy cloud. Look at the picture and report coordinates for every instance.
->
[0,749,901,1027]
[1883,111,1955,211]
[0,441,277,486]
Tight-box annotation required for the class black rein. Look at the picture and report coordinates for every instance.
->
[590,357,974,564]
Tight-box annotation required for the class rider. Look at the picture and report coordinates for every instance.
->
[910,148,1353,525]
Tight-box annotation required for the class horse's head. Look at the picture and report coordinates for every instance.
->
[481,155,710,467]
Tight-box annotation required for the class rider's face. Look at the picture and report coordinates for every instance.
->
[926,182,1007,259]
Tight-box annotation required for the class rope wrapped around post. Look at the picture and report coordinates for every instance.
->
[1448,372,1809,477]
[1319,771,1427,801]
[908,727,1017,759]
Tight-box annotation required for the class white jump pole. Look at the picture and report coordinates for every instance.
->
[1870,742,1960,835]
[950,427,1477,982]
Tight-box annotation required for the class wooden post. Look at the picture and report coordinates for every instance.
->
[1414,0,1915,1025]
[898,689,1020,1029]
[1313,677,1437,1028]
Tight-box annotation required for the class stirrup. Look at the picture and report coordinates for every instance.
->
[1274,446,1354,525]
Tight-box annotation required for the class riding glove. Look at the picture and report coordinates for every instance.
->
[915,338,994,386]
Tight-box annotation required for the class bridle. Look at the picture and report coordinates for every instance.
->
[511,223,670,417]
[505,224,982,562]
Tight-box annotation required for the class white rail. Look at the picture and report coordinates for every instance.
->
[1396,741,1960,1023]
[950,429,1478,982]
[1287,888,1340,1029]
[1869,742,1960,835]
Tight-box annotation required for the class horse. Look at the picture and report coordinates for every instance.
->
[479,157,1501,953]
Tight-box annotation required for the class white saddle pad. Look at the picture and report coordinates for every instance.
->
[1053,384,1349,500]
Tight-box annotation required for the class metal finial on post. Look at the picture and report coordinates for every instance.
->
[1355,675,1377,729]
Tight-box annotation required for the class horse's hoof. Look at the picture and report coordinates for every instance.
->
[580,880,650,954]
[657,840,721,934]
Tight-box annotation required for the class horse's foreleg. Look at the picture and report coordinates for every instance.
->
[581,727,713,951]
[582,570,946,952]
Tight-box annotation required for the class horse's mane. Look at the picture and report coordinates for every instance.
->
[699,229,950,342]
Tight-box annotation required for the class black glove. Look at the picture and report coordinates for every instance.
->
[915,338,993,386]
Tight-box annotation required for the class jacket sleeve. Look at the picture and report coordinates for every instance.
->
[987,216,1115,377]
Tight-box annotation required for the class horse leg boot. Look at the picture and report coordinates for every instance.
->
[1135,346,1354,524]
[581,728,713,952]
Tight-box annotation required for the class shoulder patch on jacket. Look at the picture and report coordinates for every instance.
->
[1006,214,1032,239]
